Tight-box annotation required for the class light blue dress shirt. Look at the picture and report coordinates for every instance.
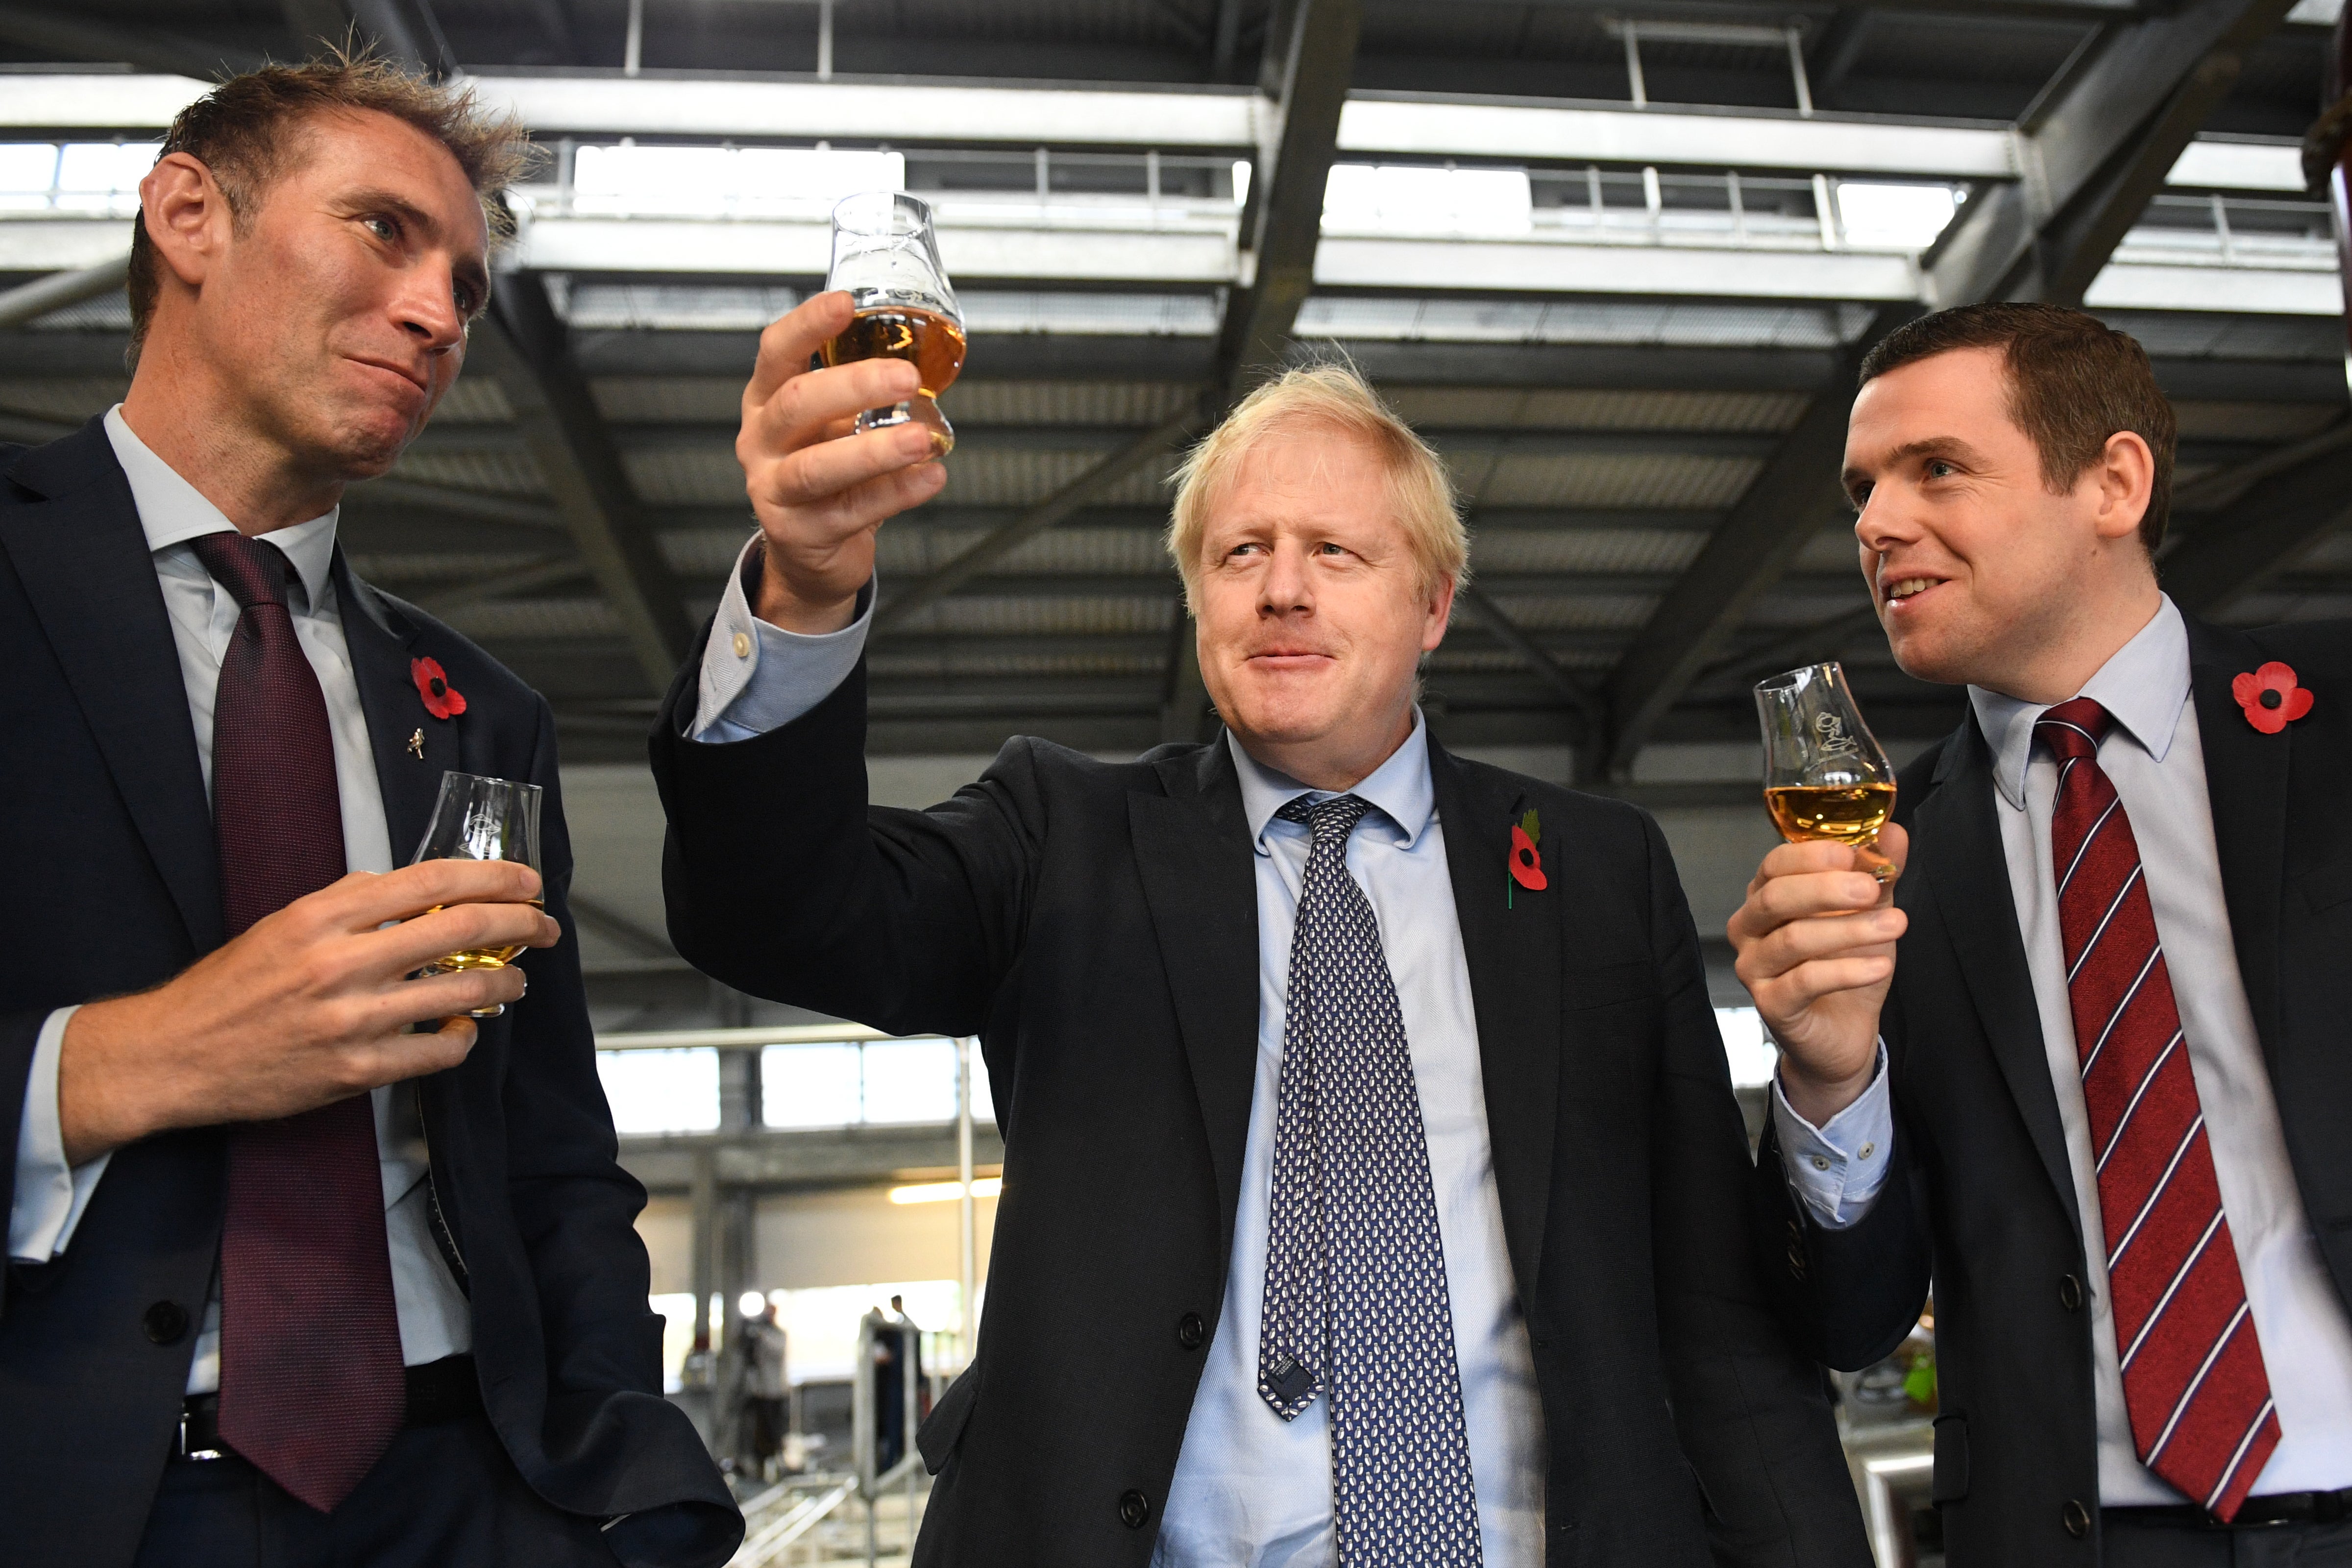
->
[691,540,1546,1565]
[6,407,473,1395]
[1774,596,2352,1500]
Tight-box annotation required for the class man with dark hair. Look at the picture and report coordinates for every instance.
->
[1730,300,2352,1564]
[1,56,736,1568]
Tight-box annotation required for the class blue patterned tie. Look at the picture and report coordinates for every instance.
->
[1257,794,1484,1567]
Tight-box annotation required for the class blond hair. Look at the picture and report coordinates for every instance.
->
[1164,364,1468,610]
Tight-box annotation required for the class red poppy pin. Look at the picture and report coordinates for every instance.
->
[1508,808,1547,906]
[411,656,467,720]
[2230,661,2311,735]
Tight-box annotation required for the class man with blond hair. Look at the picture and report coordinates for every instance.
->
[651,295,1870,1568]
[1,54,734,1567]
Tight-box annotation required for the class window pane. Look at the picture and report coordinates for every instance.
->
[763,1043,863,1128]
[1715,1006,1779,1089]
[597,1047,719,1134]
[861,1038,958,1124]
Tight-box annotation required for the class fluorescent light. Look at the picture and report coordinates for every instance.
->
[1232,159,1251,208]
[737,1290,768,1318]
[888,1177,1003,1205]
[2166,140,2306,193]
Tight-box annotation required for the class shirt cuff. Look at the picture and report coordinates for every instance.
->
[690,535,874,743]
[10,1006,113,1262]
[1769,1041,1892,1231]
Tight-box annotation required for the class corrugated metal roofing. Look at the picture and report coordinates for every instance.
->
[1470,452,1763,508]
[885,594,1177,637]
[1469,526,1707,575]
[1388,387,1809,432]
[390,448,550,495]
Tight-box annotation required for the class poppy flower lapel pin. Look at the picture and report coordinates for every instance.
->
[411,656,468,721]
[1508,807,1547,907]
[2230,661,2312,735]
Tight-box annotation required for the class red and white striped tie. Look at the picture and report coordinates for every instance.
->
[2039,697,2278,1520]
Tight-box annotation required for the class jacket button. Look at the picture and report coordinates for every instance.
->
[1119,1489,1151,1529]
[2059,1274,2083,1312]
[1176,1312,1206,1349]
[143,1300,189,1345]
[2062,1499,2091,1538]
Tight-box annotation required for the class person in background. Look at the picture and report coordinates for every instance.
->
[1731,302,2352,1566]
[648,303,1873,1567]
[0,54,736,1568]
[739,1302,789,1482]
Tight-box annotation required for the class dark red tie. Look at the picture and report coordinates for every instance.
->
[190,531,406,1512]
[2039,697,2278,1519]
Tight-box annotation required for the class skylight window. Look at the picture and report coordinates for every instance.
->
[571,144,904,219]
[1833,181,1959,252]
[1323,163,1533,238]
[0,141,159,215]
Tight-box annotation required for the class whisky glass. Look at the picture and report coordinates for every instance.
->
[819,191,966,454]
[412,772,544,1016]
[1755,662,1897,880]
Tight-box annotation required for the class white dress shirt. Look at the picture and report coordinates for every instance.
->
[1776,596,2352,1502]
[691,540,1546,1564]
[7,406,473,1395]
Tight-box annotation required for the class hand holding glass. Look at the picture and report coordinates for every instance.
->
[818,191,966,454]
[411,772,544,1017]
[1754,662,1898,882]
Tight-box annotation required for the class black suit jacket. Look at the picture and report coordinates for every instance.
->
[650,655,1870,1568]
[1757,612,2352,1566]
[0,421,740,1568]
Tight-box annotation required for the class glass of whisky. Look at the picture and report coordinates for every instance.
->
[1755,662,1897,882]
[411,771,544,1016]
[820,191,966,454]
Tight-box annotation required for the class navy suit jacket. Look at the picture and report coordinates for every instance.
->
[0,420,740,1568]
[1754,614,2352,1567]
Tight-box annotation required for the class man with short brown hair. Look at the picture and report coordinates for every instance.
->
[1,55,735,1568]
[1731,301,2352,1564]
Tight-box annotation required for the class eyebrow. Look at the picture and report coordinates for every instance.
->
[343,187,493,306]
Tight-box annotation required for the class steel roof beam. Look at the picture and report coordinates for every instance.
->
[2161,443,2352,615]
[471,273,696,690]
[0,5,261,78]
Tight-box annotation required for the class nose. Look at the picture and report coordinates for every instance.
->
[1258,538,1313,615]
[1854,489,1917,559]
[395,257,468,357]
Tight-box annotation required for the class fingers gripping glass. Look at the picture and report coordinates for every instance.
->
[411,772,543,1017]
[1755,662,1898,882]
[820,191,966,455]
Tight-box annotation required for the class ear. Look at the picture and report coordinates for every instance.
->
[2088,429,2155,545]
[1422,572,1457,653]
[137,151,234,292]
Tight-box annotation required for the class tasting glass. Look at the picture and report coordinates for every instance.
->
[823,191,966,452]
[1754,662,1899,880]
[411,771,544,1016]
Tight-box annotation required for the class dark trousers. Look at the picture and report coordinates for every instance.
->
[2104,1513,2352,1566]
[133,1407,619,1568]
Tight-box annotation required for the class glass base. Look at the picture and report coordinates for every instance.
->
[857,395,954,454]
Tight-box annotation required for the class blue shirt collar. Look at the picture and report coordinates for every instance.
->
[1226,710,1436,854]
[105,404,341,611]
[1966,594,2191,810]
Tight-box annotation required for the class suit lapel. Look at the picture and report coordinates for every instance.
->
[332,554,451,863]
[2184,618,2289,1064]
[1430,740,1560,1303]
[0,423,221,952]
[1130,739,1262,1256]
[1908,717,2082,1234]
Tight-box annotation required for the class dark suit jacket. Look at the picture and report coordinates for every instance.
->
[651,655,1870,1568]
[1756,612,2352,1566]
[0,421,740,1568]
